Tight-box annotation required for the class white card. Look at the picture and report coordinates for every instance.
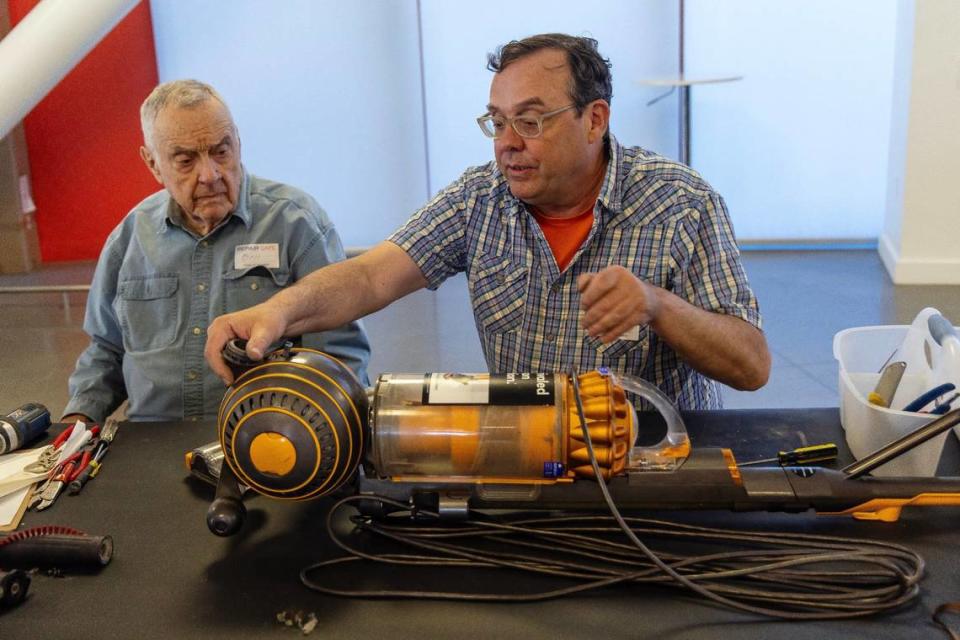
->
[235,244,280,269]
[619,325,640,341]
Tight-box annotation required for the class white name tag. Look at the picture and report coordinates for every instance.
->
[234,244,280,269]
[619,325,640,341]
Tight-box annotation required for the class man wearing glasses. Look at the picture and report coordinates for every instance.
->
[206,33,770,409]
[64,80,370,424]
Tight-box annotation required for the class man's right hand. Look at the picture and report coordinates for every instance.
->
[205,303,288,385]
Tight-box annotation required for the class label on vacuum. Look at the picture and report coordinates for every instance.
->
[422,373,555,405]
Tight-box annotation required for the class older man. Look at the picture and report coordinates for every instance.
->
[64,80,369,423]
[206,34,769,409]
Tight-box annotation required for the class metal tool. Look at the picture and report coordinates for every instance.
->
[34,453,82,511]
[68,418,119,495]
[22,445,59,474]
[739,443,839,467]
[868,361,906,407]
[26,476,52,510]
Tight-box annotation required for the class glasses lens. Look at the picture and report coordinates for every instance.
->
[513,117,541,138]
[478,116,502,138]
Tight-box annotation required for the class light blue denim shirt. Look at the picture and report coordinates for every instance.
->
[65,172,370,422]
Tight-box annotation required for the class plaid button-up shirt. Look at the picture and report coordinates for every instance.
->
[389,137,761,409]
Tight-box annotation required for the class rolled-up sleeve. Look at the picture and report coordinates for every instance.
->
[387,178,469,291]
[681,191,762,330]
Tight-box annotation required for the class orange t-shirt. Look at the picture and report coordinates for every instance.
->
[530,206,594,271]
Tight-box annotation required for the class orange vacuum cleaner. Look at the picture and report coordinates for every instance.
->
[204,342,960,537]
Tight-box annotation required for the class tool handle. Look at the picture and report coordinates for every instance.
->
[52,424,75,449]
[903,382,956,412]
[71,451,91,481]
[779,443,838,465]
[67,462,95,495]
[928,313,959,346]
[0,534,113,569]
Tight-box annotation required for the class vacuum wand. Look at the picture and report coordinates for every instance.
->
[842,408,960,479]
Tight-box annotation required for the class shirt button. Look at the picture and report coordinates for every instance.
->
[196,283,206,292]
[545,333,557,342]
[250,282,259,291]
[192,327,203,336]
[187,371,198,380]
[201,240,209,248]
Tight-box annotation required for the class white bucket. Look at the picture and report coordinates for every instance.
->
[832,307,959,476]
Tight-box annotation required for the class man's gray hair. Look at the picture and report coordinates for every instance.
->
[140,79,230,149]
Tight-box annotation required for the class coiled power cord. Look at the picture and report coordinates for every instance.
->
[301,373,925,619]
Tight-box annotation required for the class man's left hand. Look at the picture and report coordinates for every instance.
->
[577,266,659,344]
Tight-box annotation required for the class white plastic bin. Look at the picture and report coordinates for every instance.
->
[833,308,959,476]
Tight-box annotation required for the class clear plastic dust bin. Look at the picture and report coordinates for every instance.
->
[833,307,960,476]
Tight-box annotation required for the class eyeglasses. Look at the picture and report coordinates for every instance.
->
[476,104,576,139]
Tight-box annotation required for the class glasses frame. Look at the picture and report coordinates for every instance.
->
[476,104,576,139]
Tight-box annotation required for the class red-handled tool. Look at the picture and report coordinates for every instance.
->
[66,419,119,496]
[34,454,82,511]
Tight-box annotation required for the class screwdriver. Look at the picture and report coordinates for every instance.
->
[739,443,839,467]
[67,418,119,495]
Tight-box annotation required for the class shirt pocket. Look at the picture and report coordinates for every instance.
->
[222,266,291,313]
[116,274,179,353]
[469,254,528,336]
[586,327,651,370]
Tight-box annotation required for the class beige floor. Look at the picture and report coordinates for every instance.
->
[2,250,959,419]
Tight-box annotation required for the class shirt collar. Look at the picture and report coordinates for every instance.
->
[597,134,624,216]
[160,168,252,235]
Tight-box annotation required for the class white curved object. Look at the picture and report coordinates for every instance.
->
[0,0,139,139]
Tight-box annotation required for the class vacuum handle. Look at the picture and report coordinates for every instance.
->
[206,460,246,537]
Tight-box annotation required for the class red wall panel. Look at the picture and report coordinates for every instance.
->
[10,0,159,262]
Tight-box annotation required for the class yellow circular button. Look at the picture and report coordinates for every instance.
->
[192,327,202,336]
[249,432,297,476]
[250,282,259,291]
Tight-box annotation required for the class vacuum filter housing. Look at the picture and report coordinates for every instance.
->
[217,346,644,500]
[217,348,367,500]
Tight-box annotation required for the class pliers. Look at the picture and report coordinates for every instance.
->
[902,382,957,413]
[33,452,83,511]
[27,423,100,510]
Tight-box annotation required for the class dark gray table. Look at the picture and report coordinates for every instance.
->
[2,409,958,639]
